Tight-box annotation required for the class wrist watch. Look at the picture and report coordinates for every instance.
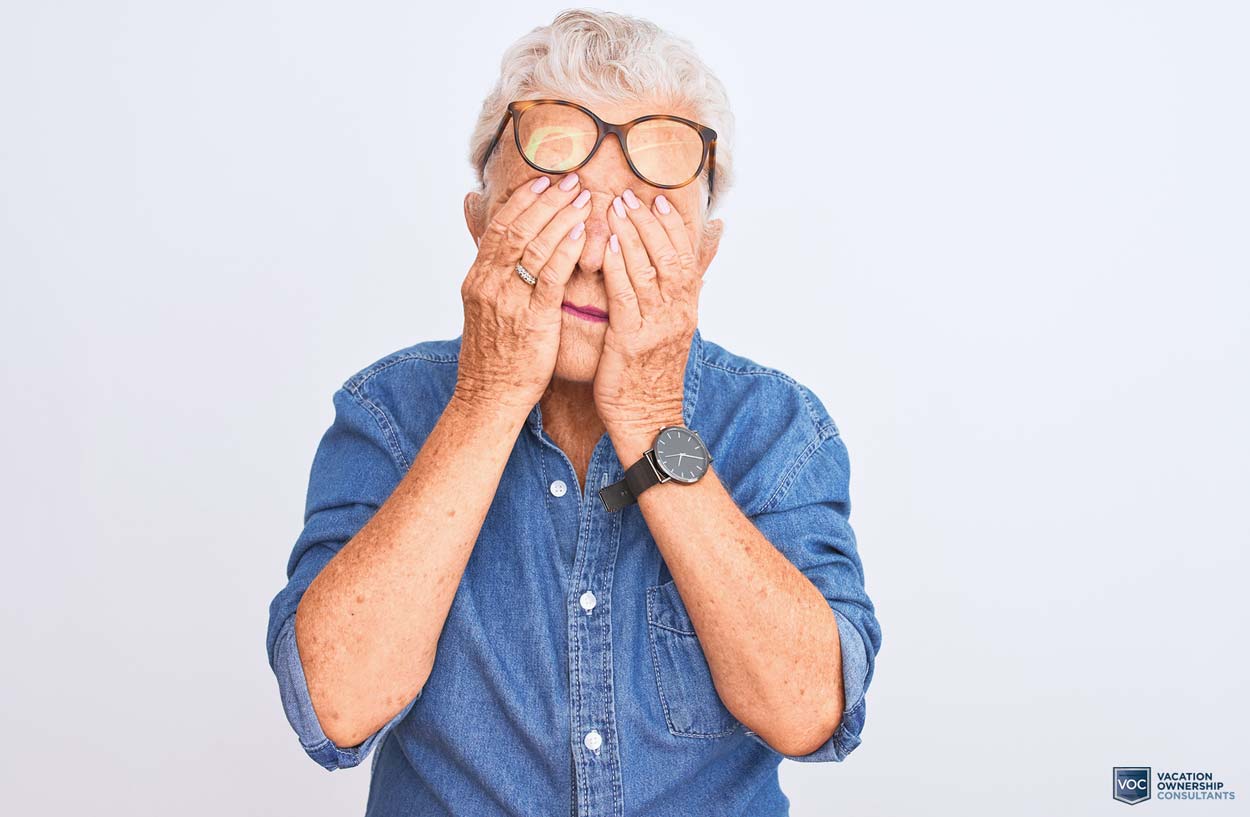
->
[598,425,713,512]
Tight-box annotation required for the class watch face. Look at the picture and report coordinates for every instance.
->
[653,426,711,484]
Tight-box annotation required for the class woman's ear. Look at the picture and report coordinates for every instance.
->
[697,218,725,275]
[464,191,483,247]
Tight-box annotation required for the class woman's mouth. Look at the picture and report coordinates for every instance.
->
[561,301,609,323]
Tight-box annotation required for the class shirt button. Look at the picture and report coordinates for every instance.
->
[549,479,567,497]
[579,590,597,612]
[584,729,602,752]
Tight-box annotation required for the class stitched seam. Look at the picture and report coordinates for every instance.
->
[646,580,697,635]
[832,698,867,754]
[646,587,681,736]
[700,358,840,439]
[301,736,332,752]
[301,736,356,767]
[752,423,840,515]
[842,696,867,718]
[566,460,590,813]
[702,359,801,381]
[343,349,458,392]
[648,620,698,637]
[686,329,703,424]
[533,433,557,525]
[343,384,410,472]
[646,586,739,739]
[599,508,624,817]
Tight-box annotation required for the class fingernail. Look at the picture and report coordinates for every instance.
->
[572,189,591,208]
[531,176,551,193]
[609,233,620,253]
[622,189,641,209]
[569,221,585,240]
[655,194,672,215]
[558,172,579,191]
[612,196,626,217]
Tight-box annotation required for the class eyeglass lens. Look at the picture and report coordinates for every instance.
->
[516,102,704,187]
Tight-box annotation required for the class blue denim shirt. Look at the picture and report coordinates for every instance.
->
[266,326,882,816]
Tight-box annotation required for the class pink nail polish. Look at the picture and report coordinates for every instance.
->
[622,189,641,209]
[612,196,626,217]
[572,189,591,208]
[531,176,551,193]
[609,233,620,253]
[558,172,579,191]
[569,221,585,240]
[655,194,671,215]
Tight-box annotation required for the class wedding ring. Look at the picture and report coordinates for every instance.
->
[515,263,537,286]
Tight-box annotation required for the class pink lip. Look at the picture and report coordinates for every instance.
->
[562,301,608,322]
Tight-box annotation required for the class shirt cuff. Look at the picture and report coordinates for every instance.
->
[271,615,418,771]
[745,609,870,763]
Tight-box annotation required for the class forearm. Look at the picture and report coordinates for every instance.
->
[295,393,527,747]
[609,426,844,755]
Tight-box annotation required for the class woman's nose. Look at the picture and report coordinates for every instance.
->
[572,190,615,274]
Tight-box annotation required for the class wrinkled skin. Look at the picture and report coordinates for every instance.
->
[459,97,724,435]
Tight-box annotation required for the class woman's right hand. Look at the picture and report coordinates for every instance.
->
[454,172,593,415]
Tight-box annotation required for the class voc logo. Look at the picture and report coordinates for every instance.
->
[1114,767,1152,805]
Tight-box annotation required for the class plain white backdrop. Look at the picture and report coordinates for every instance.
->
[2,2,1246,814]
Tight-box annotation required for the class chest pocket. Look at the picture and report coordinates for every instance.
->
[645,578,740,738]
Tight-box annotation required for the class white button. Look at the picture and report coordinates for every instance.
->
[579,590,597,612]
[584,729,602,751]
[549,479,567,497]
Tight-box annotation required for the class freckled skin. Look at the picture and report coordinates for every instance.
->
[294,96,843,756]
[462,98,724,488]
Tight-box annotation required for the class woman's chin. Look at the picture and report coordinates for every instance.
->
[553,326,603,384]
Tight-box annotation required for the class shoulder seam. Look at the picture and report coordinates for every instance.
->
[701,358,835,437]
[702,358,798,381]
[343,348,459,393]
[753,423,842,515]
[340,383,412,472]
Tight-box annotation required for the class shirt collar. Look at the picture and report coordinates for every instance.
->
[524,325,704,438]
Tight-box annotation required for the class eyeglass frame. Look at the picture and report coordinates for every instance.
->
[477,98,718,207]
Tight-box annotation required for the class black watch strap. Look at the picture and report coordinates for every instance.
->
[598,452,664,513]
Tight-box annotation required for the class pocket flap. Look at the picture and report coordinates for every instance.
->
[646,578,697,635]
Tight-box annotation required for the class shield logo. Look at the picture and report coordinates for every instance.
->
[1113,767,1152,805]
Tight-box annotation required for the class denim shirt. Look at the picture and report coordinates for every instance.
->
[265,326,882,817]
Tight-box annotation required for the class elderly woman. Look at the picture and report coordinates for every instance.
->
[266,9,881,816]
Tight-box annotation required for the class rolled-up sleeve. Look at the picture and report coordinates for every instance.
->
[265,384,420,771]
[742,429,882,763]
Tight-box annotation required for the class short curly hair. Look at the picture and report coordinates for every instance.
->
[468,8,735,225]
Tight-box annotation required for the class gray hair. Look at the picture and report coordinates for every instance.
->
[467,8,735,225]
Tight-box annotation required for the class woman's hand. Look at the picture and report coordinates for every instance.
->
[454,172,592,414]
[594,188,704,440]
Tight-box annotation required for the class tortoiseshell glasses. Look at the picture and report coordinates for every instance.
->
[478,99,718,205]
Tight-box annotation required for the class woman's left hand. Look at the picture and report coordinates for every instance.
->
[594,188,703,439]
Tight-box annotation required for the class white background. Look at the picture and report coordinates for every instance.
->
[1,2,1246,815]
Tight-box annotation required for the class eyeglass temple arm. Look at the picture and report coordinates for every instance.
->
[706,139,717,208]
[479,110,513,176]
